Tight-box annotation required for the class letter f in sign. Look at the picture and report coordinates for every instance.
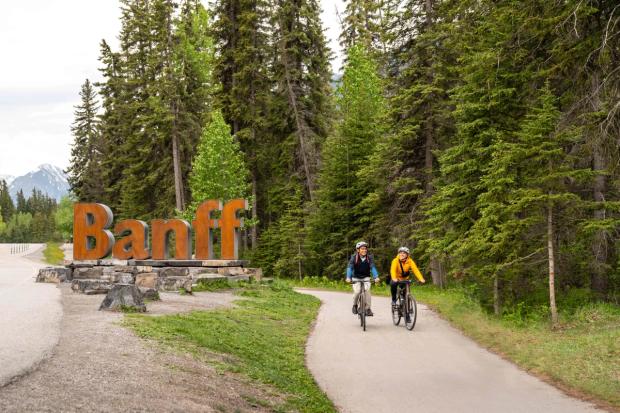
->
[193,199,247,260]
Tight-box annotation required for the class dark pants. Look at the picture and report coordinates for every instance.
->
[391,282,404,302]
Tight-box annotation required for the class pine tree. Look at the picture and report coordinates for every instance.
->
[16,190,27,214]
[308,43,386,276]
[269,0,333,202]
[66,79,103,202]
[0,180,15,223]
[338,0,381,56]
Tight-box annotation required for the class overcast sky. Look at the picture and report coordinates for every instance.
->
[0,0,345,178]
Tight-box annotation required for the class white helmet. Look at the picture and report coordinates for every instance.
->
[398,246,410,255]
[355,241,368,249]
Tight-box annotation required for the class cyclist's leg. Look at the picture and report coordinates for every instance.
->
[364,277,371,310]
[352,277,361,306]
[390,281,398,304]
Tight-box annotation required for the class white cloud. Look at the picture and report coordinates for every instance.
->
[0,0,344,177]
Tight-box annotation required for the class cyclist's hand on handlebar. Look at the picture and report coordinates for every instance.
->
[346,278,352,284]
[374,277,380,284]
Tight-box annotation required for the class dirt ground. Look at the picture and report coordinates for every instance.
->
[0,285,284,413]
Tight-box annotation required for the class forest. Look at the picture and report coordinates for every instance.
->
[65,0,620,322]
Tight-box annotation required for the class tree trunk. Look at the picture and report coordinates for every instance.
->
[172,104,185,211]
[278,18,316,201]
[591,141,608,295]
[590,72,609,297]
[547,198,559,328]
[251,169,258,248]
[493,273,500,316]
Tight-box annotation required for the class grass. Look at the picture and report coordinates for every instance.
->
[293,276,620,410]
[124,281,336,413]
[43,242,64,265]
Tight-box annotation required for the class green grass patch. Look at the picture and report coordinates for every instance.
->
[293,276,620,409]
[43,242,64,265]
[124,281,335,413]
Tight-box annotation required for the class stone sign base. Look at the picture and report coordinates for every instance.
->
[36,259,262,295]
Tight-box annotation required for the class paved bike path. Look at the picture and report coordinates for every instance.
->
[300,289,601,413]
[0,244,62,387]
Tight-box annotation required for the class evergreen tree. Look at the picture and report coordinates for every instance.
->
[338,0,382,56]
[0,180,15,223]
[212,0,271,247]
[66,79,103,202]
[308,44,386,276]
[16,190,27,214]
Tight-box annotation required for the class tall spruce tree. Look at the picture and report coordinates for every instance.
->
[212,0,271,247]
[66,79,103,202]
[308,44,386,276]
[0,180,15,223]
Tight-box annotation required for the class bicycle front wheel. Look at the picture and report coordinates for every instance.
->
[405,295,417,330]
[360,294,367,331]
[392,298,401,326]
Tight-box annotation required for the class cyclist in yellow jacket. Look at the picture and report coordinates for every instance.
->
[390,247,426,307]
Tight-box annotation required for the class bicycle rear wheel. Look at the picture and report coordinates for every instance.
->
[405,295,417,330]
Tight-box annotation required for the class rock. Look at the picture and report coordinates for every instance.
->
[159,267,189,278]
[98,259,128,266]
[135,273,159,289]
[139,287,160,301]
[69,260,99,267]
[71,279,112,294]
[72,267,104,280]
[99,284,146,312]
[200,260,249,267]
[193,274,228,283]
[36,267,72,283]
[159,276,190,291]
[228,275,251,282]
[217,266,245,276]
[243,267,263,281]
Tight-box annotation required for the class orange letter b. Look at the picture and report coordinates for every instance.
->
[73,203,114,260]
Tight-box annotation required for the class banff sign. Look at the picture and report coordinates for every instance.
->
[73,200,248,261]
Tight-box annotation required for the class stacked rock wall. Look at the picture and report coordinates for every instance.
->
[37,259,262,295]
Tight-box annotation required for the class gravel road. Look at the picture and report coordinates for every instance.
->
[301,289,603,413]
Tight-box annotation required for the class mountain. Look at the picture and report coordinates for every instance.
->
[0,174,15,185]
[8,164,70,202]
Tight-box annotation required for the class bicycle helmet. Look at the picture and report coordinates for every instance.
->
[355,241,369,249]
[398,246,410,255]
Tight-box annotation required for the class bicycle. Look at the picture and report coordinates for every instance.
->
[351,279,374,331]
[391,280,417,330]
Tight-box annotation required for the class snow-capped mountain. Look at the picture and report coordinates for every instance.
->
[0,174,15,185]
[8,164,69,201]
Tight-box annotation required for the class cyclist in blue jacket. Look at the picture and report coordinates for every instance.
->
[346,241,380,316]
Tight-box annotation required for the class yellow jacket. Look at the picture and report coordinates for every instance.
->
[390,256,425,282]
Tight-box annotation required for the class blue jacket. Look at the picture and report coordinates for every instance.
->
[346,253,379,279]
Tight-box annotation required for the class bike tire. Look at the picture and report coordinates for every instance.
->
[405,294,417,330]
[360,293,366,331]
[392,297,401,326]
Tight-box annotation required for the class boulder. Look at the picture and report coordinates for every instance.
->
[159,276,192,292]
[159,267,189,278]
[36,267,72,283]
[135,273,159,289]
[138,287,160,301]
[99,284,146,312]
[71,279,112,294]
[72,267,104,280]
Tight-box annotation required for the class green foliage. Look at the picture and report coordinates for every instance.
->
[187,110,249,212]
[125,283,336,412]
[307,44,386,277]
[43,242,65,265]
[55,195,75,242]
[4,212,33,243]
[0,180,15,223]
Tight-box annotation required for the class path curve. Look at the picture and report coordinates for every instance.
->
[300,289,602,413]
[0,244,62,386]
